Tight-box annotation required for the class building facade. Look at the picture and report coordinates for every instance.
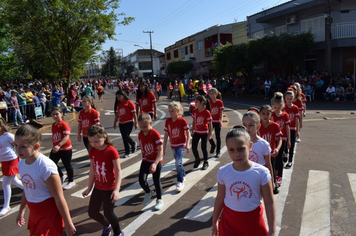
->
[84,64,101,78]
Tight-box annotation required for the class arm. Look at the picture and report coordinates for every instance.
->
[149,144,163,174]
[154,102,157,120]
[299,110,303,129]
[16,192,27,227]
[191,119,195,137]
[111,158,122,203]
[261,181,277,236]
[272,137,282,157]
[212,183,225,236]
[46,174,76,236]
[77,122,82,142]
[185,129,191,153]
[133,112,138,129]
[82,159,95,196]
[219,110,223,127]
[295,117,300,138]
[264,154,274,187]
[136,104,140,117]
[286,125,291,149]
[52,135,70,153]
[208,120,213,140]
[113,113,119,129]
[163,131,169,156]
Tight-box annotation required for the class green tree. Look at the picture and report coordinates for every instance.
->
[100,47,121,77]
[1,0,134,95]
[167,61,194,77]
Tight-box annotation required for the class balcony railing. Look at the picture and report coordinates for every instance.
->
[331,21,356,39]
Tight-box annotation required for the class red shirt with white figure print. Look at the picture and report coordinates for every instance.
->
[139,128,163,163]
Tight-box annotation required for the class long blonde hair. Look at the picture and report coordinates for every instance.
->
[168,101,183,116]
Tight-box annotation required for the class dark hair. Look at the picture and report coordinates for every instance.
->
[15,123,42,145]
[116,89,129,101]
[82,95,97,110]
[87,124,113,146]
[226,125,251,144]
[195,95,206,105]
[51,106,63,114]
[260,104,272,113]
[136,81,149,100]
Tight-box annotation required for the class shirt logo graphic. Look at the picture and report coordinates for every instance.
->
[119,108,126,116]
[142,99,148,107]
[171,127,180,139]
[261,133,272,144]
[144,143,154,156]
[82,119,90,128]
[196,116,204,126]
[212,107,219,115]
[229,181,252,200]
[53,132,61,143]
[249,151,259,163]
[22,174,36,190]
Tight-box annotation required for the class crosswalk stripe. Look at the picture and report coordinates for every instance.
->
[300,170,330,236]
[347,173,356,204]
[123,159,220,236]
[114,158,190,206]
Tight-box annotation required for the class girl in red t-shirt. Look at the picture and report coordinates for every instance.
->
[208,88,224,158]
[167,82,173,99]
[192,95,212,170]
[271,92,290,186]
[259,105,282,194]
[289,85,304,142]
[82,124,123,236]
[135,82,157,120]
[163,101,190,192]
[50,107,75,190]
[77,95,100,150]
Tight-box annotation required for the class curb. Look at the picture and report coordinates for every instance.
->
[40,112,78,132]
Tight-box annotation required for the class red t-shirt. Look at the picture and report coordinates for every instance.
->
[293,99,304,111]
[139,128,163,163]
[209,99,224,123]
[301,93,307,103]
[169,85,173,91]
[52,120,72,151]
[271,111,290,141]
[135,91,156,114]
[192,108,212,134]
[188,83,193,90]
[164,117,189,148]
[283,104,300,130]
[116,100,136,124]
[78,108,100,137]
[89,145,120,191]
[259,121,282,154]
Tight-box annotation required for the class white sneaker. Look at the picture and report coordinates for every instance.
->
[176,182,184,192]
[143,190,152,206]
[63,182,75,190]
[296,137,301,143]
[183,176,186,183]
[61,175,67,184]
[154,199,164,211]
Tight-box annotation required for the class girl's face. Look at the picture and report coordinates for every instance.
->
[88,135,106,150]
[117,94,124,102]
[14,137,38,159]
[139,120,152,134]
[195,100,204,109]
[168,106,179,119]
[272,103,282,113]
[260,109,271,122]
[82,98,91,108]
[209,91,217,99]
[139,84,146,92]
[226,137,252,169]
[285,94,294,105]
[242,116,258,137]
[51,110,63,122]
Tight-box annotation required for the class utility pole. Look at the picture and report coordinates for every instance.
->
[143,31,154,77]
[325,0,332,76]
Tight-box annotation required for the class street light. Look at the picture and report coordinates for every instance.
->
[134,44,144,49]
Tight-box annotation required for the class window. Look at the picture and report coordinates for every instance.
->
[190,44,193,53]
[275,25,287,36]
[185,46,188,55]
[166,52,171,60]
[301,16,324,42]
[197,41,203,50]
[251,30,264,39]
[174,50,178,58]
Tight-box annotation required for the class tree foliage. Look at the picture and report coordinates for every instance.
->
[167,61,194,77]
[1,0,134,93]
[100,47,121,77]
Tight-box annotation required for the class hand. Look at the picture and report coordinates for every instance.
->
[163,148,166,156]
[110,190,120,203]
[154,114,157,120]
[186,146,190,153]
[149,163,157,174]
[16,211,26,227]
[113,123,116,129]
[219,122,222,128]
[300,123,303,129]
[52,145,60,153]
[191,131,194,137]
[208,134,212,140]
[287,142,291,149]
[134,123,138,129]
[212,222,219,236]
[77,134,81,142]
[303,112,306,117]
[64,222,76,236]
[82,188,91,197]
[271,149,278,157]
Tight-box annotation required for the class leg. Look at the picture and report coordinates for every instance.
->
[214,123,221,154]
[83,137,89,150]
[275,141,286,178]
[119,123,131,155]
[49,151,64,178]
[173,147,186,183]
[152,162,162,199]
[13,109,18,126]
[200,134,208,161]
[139,161,151,193]
[102,190,122,235]
[192,133,200,160]
[288,131,297,163]
[17,109,24,124]
[1,176,14,214]
[88,187,110,226]
[60,149,74,183]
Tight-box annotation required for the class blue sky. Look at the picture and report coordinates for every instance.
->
[101,0,291,57]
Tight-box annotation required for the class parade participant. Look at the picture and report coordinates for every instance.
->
[242,111,274,186]
[187,79,193,101]
[82,125,124,236]
[137,113,164,210]
[135,81,157,120]
[283,90,300,169]
[208,88,224,158]
[212,126,276,236]
[113,90,138,158]
[163,102,190,192]
[189,92,199,116]
[15,124,76,236]
[49,107,75,190]
[191,95,212,170]
[293,82,307,117]
[0,119,23,217]
[289,85,304,142]
[96,84,104,102]
[77,95,100,150]
[271,92,290,186]
[259,105,282,194]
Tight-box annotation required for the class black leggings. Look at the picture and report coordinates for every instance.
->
[270,156,276,184]
[276,141,287,178]
[209,123,221,154]
[286,130,297,162]
[139,161,162,199]
[119,122,135,155]
[88,187,121,235]
[192,133,208,161]
[83,137,89,150]
[49,149,74,182]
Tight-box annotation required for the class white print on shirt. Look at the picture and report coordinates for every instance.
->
[22,174,36,190]
[95,161,101,182]
[211,107,219,116]
[288,112,295,122]
[229,181,252,200]
[101,162,107,182]
[53,132,61,144]
[94,159,109,182]
[119,108,126,116]
[82,119,90,128]
[141,99,148,107]
[275,120,285,130]
[168,125,180,139]
[196,116,204,126]
[261,133,272,145]
[144,143,154,156]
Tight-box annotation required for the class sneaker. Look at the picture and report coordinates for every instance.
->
[113,232,125,236]
[154,199,164,211]
[176,182,184,192]
[132,142,137,153]
[123,154,130,158]
[273,186,279,195]
[282,153,288,163]
[61,175,67,184]
[182,176,186,183]
[143,190,152,206]
[202,161,209,170]
[101,224,112,236]
[215,152,221,158]
[277,177,283,185]
[296,137,301,143]
[210,144,216,154]
[193,158,201,168]
[63,182,75,190]
[285,162,292,169]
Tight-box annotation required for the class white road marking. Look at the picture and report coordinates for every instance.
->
[123,159,220,236]
[299,170,330,236]
[348,173,356,204]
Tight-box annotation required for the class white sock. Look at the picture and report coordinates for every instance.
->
[11,175,24,189]
[1,176,13,211]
